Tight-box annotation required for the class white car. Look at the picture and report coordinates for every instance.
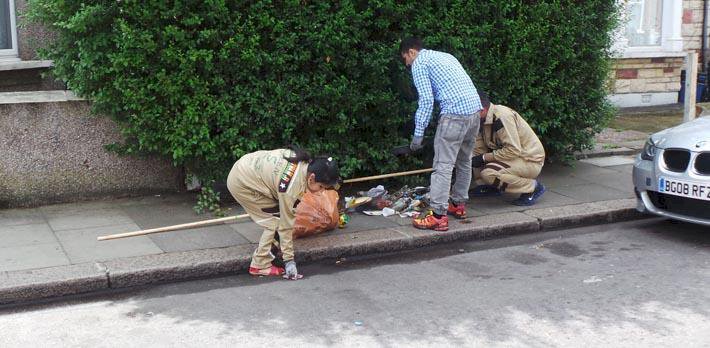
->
[632,115,710,226]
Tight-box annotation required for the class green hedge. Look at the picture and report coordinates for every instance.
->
[28,0,618,180]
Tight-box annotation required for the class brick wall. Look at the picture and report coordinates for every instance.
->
[612,57,683,94]
[682,0,705,58]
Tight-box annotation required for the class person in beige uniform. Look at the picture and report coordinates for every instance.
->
[471,92,546,206]
[227,148,340,279]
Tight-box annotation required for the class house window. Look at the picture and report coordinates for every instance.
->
[613,0,683,57]
[0,0,18,58]
[625,0,663,47]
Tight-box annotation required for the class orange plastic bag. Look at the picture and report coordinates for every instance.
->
[293,190,340,239]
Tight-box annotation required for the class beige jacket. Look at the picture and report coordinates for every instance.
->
[475,104,545,163]
[233,149,308,259]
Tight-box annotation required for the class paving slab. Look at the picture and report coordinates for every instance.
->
[44,208,134,231]
[579,155,636,167]
[580,171,636,193]
[618,140,646,150]
[0,262,108,305]
[108,193,199,208]
[55,223,164,263]
[122,200,250,252]
[469,196,525,214]
[0,208,46,227]
[473,190,580,214]
[550,183,633,203]
[606,164,635,174]
[104,244,255,288]
[567,162,623,178]
[147,225,249,253]
[0,243,70,272]
[0,223,57,248]
[39,201,123,214]
[229,221,265,243]
[536,171,591,188]
[121,199,226,227]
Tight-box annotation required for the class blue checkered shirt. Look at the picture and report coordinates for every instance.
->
[410,49,482,137]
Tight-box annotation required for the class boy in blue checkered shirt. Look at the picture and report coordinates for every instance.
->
[399,37,482,231]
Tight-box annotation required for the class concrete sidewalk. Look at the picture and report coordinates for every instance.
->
[0,155,645,305]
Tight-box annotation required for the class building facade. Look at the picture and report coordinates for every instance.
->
[0,0,183,207]
[610,0,708,107]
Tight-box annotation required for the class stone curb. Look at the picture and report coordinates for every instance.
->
[574,148,639,159]
[0,199,645,306]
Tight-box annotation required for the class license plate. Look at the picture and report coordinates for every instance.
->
[658,177,710,201]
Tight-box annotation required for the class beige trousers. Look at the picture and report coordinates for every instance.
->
[227,166,285,270]
[475,158,543,194]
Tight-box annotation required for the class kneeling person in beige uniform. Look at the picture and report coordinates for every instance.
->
[227,148,340,279]
[471,92,546,206]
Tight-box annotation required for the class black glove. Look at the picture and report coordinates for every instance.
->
[472,154,485,168]
[391,145,411,156]
[409,135,424,152]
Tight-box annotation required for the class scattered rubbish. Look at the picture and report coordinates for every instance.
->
[344,196,373,210]
[398,211,419,218]
[360,185,386,198]
[390,197,410,212]
[354,321,363,326]
[583,276,603,283]
[381,207,397,217]
[374,198,393,209]
[353,184,433,218]
[338,213,350,228]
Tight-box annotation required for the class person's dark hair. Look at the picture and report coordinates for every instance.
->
[307,157,340,187]
[285,146,340,186]
[478,90,491,109]
[399,37,423,54]
[284,146,312,163]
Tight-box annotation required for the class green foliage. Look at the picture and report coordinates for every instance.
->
[193,181,226,217]
[27,0,618,180]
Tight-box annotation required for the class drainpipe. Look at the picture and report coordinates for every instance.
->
[704,0,709,71]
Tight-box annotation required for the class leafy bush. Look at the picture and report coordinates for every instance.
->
[27,0,618,181]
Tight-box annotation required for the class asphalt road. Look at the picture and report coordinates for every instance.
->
[1,219,708,347]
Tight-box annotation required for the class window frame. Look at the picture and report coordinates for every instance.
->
[613,0,684,58]
[0,0,19,60]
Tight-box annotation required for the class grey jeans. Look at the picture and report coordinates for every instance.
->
[430,113,480,215]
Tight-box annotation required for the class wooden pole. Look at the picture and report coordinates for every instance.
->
[684,51,698,123]
[98,167,433,241]
[97,214,250,241]
[342,168,433,184]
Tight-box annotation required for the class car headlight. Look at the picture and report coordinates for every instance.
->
[641,138,658,161]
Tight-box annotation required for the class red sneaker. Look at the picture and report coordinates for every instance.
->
[412,213,449,231]
[249,265,285,276]
[447,202,467,219]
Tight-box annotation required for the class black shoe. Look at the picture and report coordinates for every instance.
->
[512,182,546,206]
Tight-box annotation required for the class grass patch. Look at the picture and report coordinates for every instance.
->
[610,112,683,133]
